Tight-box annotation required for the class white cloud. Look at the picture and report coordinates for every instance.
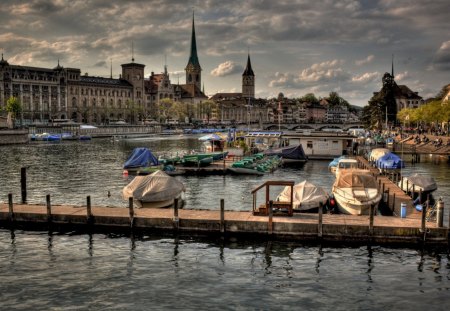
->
[395,71,409,81]
[352,72,379,83]
[296,60,348,83]
[355,55,374,66]
[210,61,243,77]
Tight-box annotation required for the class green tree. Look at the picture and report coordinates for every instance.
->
[6,96,22,128]
[300,93,319,105]
[199,100,218,124]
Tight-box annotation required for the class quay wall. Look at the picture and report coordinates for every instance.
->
[0,129,29,145]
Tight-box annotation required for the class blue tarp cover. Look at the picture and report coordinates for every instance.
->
[124,148,159,169]
[375,152,405,169]
[263,144,308,160]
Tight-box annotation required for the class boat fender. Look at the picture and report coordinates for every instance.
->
[123,170,129,176]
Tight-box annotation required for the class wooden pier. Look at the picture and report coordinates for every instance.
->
[1,199,448,247]
[1,157,448,247]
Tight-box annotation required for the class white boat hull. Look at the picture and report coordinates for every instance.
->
[333,187,382,215]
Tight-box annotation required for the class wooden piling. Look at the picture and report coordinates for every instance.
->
[268,200,273,235]
[173,198,179,230]
[20,167,27,204]
[128,197,134,228]
[369,204,374,236]
[392,193,396,213]
[318,202,323,238]
[86,196,93,224]
[436,199,444,227]
[220,199,225,234]
[8,193,14,222]
[421,202,427,236]
[46,194,52,223]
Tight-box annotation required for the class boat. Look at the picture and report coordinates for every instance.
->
[368,148,390,162]
[122,170,185,208]
[198,133,225,152]
[328,156,346,174]
[123,147,161,173]
[375,152,405,173]
[332,169,382,215]
[398,173,437,194]
[181,155,214,167]
[334,158,358,176]
[263,144,308,164]
[276,180,328,212]
[228,153,281,175]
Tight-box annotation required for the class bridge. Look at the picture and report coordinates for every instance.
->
[261,122,365,131]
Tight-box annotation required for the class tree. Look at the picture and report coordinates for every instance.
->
[199,100,218,124]
[300,93,319,105]
[6,96,22,128]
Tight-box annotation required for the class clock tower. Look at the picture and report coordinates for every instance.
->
[242,53,255,99]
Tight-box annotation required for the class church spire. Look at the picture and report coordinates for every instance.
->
[243,53,254,76]
[391,54,394,79]
[187,11,201,68]
[185,10,202,89]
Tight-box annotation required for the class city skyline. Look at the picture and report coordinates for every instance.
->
[0,0,449,107]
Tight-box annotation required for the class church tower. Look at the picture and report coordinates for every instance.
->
[185,12,202,90]
[242,53,255,99]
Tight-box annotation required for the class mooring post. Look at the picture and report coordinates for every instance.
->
[412,185,415,198]
[173,198,179,230]
[392,193,396,213]
[20,167,27,204]
[318,202,323,238]
[369,204,374,236]
[421,202,427,234]
[86,196,93,224]
[128,197,134,229]
[268,200,273,235]
[8,193,14,222]
[436,198,444,228]
[46,194,52,223]
[220,199,225,234]
[386,188,390,207]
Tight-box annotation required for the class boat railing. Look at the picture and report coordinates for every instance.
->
[251,181,295,216]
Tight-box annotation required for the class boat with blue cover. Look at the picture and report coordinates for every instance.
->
[375,152,405,172]
[263,144,308,164]
[123,147,162,174]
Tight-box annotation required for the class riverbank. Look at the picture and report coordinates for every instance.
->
[394,134,450,155]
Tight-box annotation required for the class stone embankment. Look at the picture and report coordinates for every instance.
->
[0,129,29,145]
[395,134,450,155]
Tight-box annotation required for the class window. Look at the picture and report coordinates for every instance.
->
[307,141,313,149]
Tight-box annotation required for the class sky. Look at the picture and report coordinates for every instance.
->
[0,0,449,107]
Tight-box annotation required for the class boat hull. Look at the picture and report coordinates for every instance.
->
[333,188,382,215]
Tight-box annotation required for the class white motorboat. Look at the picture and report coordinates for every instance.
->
[334,158,358,176]
[276,180,328,211]
[332,169,382,215]
[122,170,185,208]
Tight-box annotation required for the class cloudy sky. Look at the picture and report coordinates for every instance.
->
[1,0,449,106]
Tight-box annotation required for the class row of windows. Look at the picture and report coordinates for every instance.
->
[70,87,132,97]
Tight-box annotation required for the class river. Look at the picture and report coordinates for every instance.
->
[0,136,449,310]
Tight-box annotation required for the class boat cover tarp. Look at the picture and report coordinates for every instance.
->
[263,144,307,160]
[400,173,437,192]
[198,133,223,141]
[277,180,328,210]
[375,152,405,170]
[334,169,378,189]
[124,147,159,169]
[122,170,185,202]
[368,148,390,161]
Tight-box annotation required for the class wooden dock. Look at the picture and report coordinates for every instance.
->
[1,200,448,247]
[1,156,448,247]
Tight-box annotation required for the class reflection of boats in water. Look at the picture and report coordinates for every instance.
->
[122,170,185,208]
[332,169,382,215]
[398,173,437,194]
[276,180,328,211]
